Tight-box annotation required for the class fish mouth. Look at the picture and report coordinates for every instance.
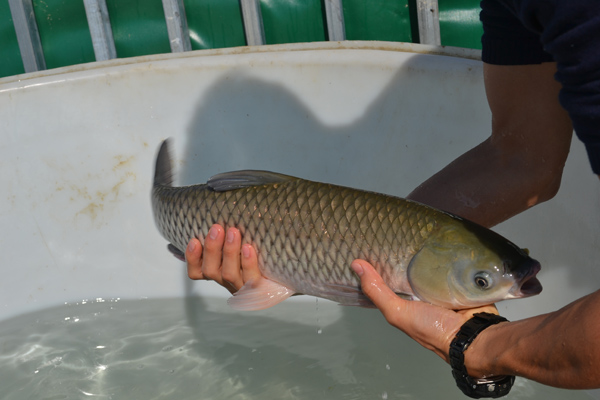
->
[515,261,543,297]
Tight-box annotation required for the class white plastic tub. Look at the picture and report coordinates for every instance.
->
[1,42,599,399]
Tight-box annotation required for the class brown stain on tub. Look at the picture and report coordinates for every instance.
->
[73,155,137,224]
[112,155,135,171]
[76,201,104,222]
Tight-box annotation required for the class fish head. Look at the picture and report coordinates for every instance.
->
[407,222,542,309]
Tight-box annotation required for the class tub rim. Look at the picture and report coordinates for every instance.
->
[0,41,482,86]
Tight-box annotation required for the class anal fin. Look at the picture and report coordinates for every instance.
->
[168,244,186,261]
[228,278,295,311]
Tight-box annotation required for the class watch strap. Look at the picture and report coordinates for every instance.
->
[449,312,515,398]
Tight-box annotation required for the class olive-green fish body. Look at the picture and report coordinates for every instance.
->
[152,140,542,310]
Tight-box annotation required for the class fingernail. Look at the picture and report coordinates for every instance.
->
[209,226,219,240]
[226,229,235,243]
[187,240,197,252]
[351,261,364,276]
[242,245,250,258]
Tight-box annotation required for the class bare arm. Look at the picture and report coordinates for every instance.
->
[407,63,573,227]
[465,289,600,389]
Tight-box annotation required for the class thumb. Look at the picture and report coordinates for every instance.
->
[352,259,456,360]
[351,260,410,319]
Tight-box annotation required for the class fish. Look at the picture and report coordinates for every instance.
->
[151,139,542,310]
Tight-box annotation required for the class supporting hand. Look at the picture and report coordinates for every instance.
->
[351,259,497,363]
[185,224,261,294]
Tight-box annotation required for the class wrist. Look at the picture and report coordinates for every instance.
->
[449,312,514,398]
[463,322,504,378]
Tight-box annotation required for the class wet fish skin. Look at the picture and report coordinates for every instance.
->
[151,140,542,310]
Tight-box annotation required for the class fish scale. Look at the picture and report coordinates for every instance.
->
[153,175,437,295]
[151,140,543,310]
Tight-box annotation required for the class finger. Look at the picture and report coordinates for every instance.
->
[221,228,243,291]
[351,260,410,325]
[186,238,204,280]
[241,244,261,283]
[352,259,454,361]
[201,224,226,284]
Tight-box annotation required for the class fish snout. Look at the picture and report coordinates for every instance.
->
[514,260,543,297]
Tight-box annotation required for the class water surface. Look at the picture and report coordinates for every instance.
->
[0,297,589,399]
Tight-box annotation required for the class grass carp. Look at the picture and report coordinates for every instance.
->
[152,140,542,310]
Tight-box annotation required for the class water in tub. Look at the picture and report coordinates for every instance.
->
[0,296,591,400]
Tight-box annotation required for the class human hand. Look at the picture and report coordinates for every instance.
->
[351,259,498,363]
[185,224,261,294]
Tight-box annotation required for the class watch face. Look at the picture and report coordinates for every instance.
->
[454,374,515,399]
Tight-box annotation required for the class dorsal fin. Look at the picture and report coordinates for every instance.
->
[154,139,174,187]
[207,170,297,192]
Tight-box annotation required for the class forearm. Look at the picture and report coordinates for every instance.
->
[408,63,573,228]
[407,138,562,228]
[465,290,600,389]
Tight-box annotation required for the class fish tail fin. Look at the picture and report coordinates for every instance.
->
[154,139,174,187]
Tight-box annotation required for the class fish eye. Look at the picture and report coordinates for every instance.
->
[474,272,492,290]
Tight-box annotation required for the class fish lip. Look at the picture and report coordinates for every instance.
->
[515,260,543,297]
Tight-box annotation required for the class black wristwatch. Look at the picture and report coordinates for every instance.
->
[449,312,515,399]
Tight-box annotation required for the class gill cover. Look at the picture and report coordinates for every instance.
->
[406,234,464,308]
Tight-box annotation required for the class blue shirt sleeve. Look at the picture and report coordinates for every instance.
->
[480,0,600,174]
[480,0,553,65]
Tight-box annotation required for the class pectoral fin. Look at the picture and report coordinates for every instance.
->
[167,244,186,261]
[319,283,416,308]
[228,278,295,311]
